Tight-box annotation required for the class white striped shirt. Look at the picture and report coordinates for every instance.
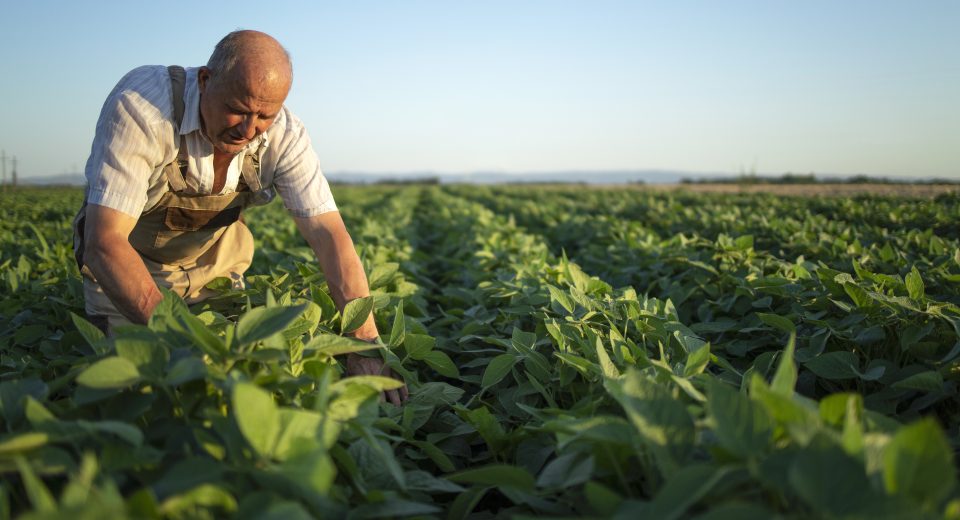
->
[84,65,337,218]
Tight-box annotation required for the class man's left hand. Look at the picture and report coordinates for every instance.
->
[345,352,409,406]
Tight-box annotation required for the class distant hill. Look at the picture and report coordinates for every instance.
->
[15,170,954,187]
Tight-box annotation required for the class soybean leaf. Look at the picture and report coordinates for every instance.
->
[232,382,279,459]
[891,371,943,393]
[804,351,860,380]
[305,334,381,357]
[448,464,535,492]
[70,312,106,352]
[236,304,307,347]
[770,333,797,396]
[905,267,924,300]
[404,334,435,360]
[424,351,459,378]
[76,357,141,389]
[482,354,518,388]
[883,418,956,507]
[340,297,374,334]
[756,312,796,334]
[683,343,711,378]
[789,442,878,517]
[706,378,772,458]
[388,303,405,347]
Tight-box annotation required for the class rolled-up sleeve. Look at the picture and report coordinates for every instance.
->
[85,69,167,218]
[269,108,338,217]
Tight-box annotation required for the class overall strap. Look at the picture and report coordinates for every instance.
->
[240,140,265,192]
[165,65,189,193]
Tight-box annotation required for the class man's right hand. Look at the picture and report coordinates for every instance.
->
[83,204,163,324]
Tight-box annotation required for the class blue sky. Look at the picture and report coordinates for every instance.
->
[1,1,957,180]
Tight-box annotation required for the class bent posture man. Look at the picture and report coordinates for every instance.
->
[73,30,407,404]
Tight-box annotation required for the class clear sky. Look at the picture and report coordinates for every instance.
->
[1,0,957,180]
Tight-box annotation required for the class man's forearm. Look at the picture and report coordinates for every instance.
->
[294,213,379,340]
[316,236,378,340]
[85,239,163,324]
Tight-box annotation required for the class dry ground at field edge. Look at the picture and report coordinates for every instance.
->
[635,183,960,198]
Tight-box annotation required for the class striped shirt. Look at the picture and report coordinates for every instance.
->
[84,65,337,218]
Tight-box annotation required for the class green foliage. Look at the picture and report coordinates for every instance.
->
[2,186,959,518]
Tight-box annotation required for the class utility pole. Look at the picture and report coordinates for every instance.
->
[11,156,17,187]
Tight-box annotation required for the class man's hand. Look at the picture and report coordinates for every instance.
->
[345,352,409,406]
[293,213,408,405]
[83,204,163,324]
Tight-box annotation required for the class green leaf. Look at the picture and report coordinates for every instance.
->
[756,312,796,334]
[273,409,324,460]
[595,336,621,378]
[883,418,956,506]
[905,267,924,300]
[891,371,944,393]
[340,296,374,334]
[423,351,459,378]
[448,464,535,492]
[388,303,405,347]
[536,453,595,489]
[482,354,518,388]
[706,378,772,458]
[605,370,695,474]
[804,351,860,380]
[644,464,731,520]
[770,333,797,396]
[115,338,169,378]
[789,441,877,516]
[305,334,381,357]
[164,357,207,386]
[15,457,57,513]
[585,482,623,517]
[404,333,435,360]
[0,432,49,456]
[683,343,710,378]
[310,284,338,322]
[283,300,322,339]
[367,262,399,289]
[160,484,237,516]
[76,357,141,389]
[462,406,507,453]
[236,304,308,346]
[70,312,105,350]
[333,376,405,393]
[232,382,279,459]
[547,284,576,314]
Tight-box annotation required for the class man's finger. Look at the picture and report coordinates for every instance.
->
[385,389,401,407]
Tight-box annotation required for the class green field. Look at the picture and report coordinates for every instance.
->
[1,185,959,519]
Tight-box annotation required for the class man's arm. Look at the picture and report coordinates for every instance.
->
[293,211,408,405]
[293,211,377,339]
[83,204,164,324]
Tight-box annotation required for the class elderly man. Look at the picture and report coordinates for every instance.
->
[73,30,407,404]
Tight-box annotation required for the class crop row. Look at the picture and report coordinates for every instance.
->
[0,186,958,519]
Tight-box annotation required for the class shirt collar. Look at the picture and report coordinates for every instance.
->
[180,67,270,151]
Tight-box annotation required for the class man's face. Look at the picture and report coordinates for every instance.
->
[197,67,288,155]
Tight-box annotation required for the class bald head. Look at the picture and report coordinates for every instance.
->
[206,30,292,91]
[198,31,293,154]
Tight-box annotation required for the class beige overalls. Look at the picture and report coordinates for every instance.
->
[73,66,267,333]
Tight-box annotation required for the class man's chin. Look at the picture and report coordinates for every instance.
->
[214,141,248,155]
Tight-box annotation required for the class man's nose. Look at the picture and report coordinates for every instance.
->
[240,116,257,140]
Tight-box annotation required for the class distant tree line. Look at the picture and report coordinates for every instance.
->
[679,173,960,185]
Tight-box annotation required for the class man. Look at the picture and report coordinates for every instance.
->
[73,30,407,404]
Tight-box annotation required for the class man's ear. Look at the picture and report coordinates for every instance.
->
[198,67,211,93]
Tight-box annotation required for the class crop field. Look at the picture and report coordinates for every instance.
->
[1,185,959,519]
